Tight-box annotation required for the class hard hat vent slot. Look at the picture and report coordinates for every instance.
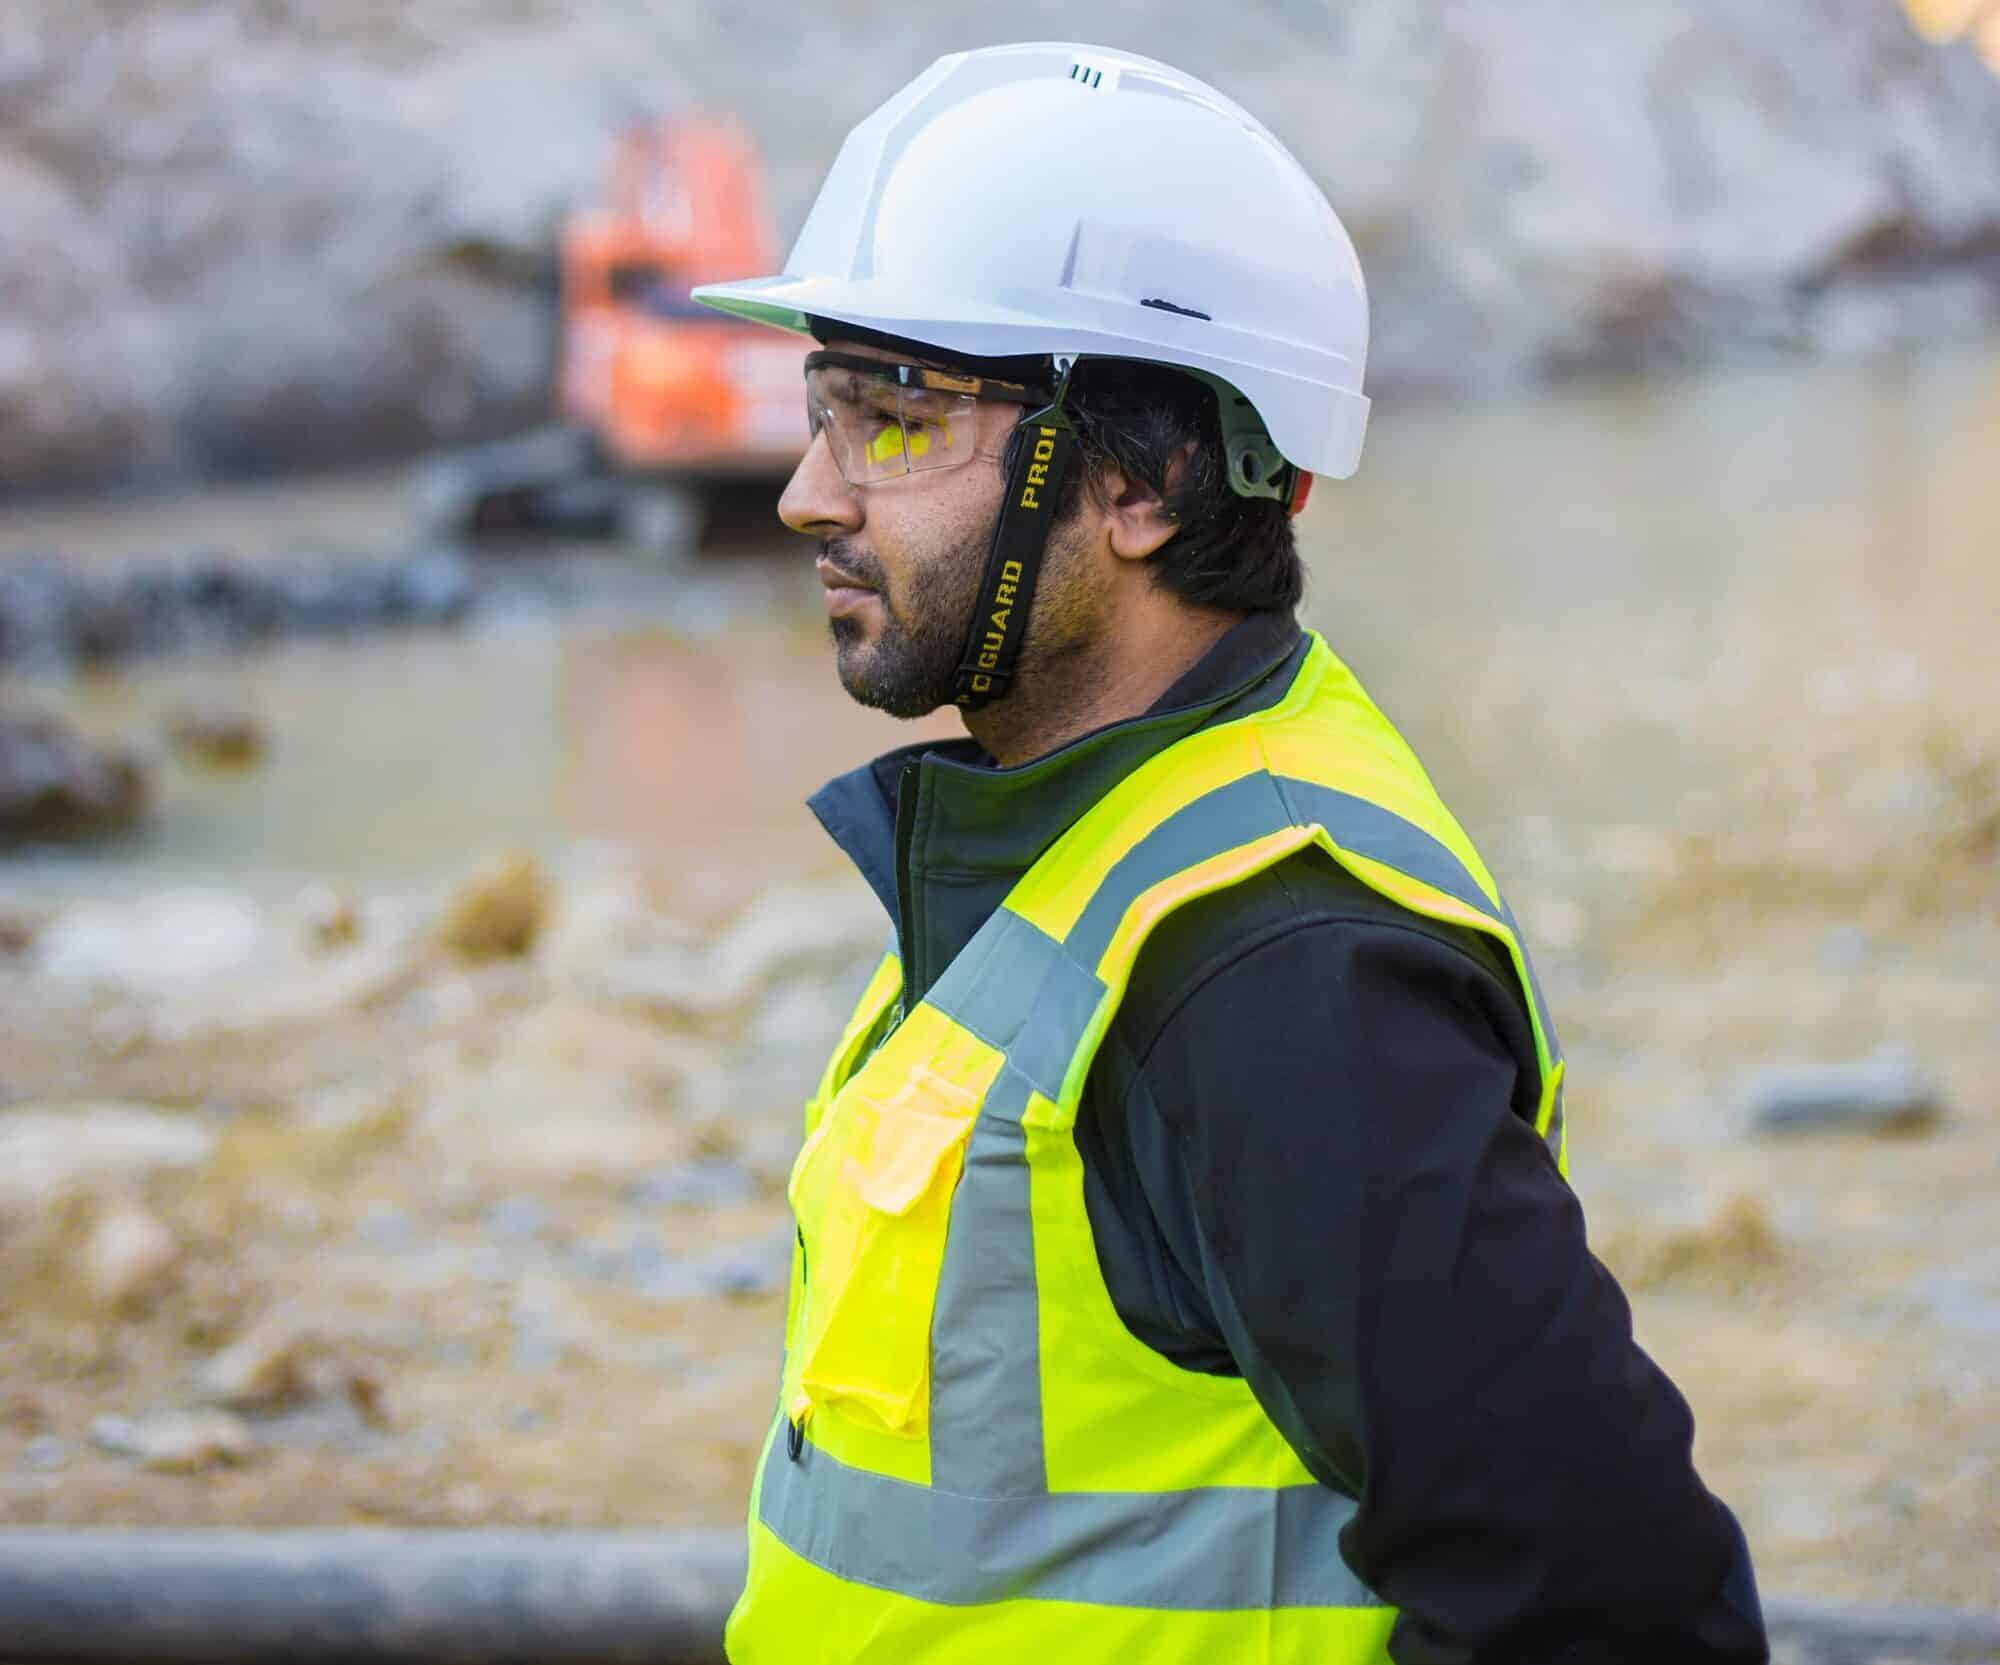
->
[1068,63,1104,88]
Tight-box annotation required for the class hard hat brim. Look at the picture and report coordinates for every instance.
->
[692,275,1369,481]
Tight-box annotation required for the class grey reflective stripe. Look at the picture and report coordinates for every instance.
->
[1065,773,1298,968]
[928,1063,1045,1497]
[1058,769,1563,1161]
[1276,780,1504,928]
[924,906,1104,1101]
[1065,774,1507,971]
[759,1434,1380,1612]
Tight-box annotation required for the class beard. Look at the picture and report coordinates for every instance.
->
[823,525,988,719]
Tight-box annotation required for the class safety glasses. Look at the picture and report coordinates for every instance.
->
[803,350,1047,487]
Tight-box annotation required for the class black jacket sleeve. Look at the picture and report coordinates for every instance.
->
[1093,856,1767,1664]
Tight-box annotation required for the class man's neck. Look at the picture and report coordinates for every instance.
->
[965,607,1242,768]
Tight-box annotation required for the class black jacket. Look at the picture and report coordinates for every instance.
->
[808,613,1768,1664]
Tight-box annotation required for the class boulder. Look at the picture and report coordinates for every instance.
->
[0,1103,214,1215]
[90,1408,254,1472]
[1743,1043,1945,1135]
[0,713,149,842]
[197,1318,311,1411]
[81,1203,182,1311]
[438,851,549,962]
[32,889,279,998]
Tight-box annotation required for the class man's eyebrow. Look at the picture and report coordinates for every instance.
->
[827,371,901,408]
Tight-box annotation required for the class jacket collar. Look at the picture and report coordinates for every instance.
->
[808,612,1304,974]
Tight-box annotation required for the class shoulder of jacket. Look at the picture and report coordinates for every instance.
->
[1107,848,1519,1058]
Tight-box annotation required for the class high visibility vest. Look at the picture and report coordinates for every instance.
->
[727,633,1567,1665]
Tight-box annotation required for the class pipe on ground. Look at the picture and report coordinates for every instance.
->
[2,1531,1998,1664]
[0,1528,745,1664]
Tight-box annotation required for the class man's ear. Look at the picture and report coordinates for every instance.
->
[1099,448,1188,563]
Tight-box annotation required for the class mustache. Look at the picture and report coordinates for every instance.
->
[819,538,886,591]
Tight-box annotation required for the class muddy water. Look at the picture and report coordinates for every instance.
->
[6,344,1998,894]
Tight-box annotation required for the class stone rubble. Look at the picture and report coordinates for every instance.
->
[0,1103,215,1214]
[0,713,149,842]
[80,1204,182,1312]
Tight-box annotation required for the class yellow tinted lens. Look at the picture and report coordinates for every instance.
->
[866,423,920,467]
[804,365,977,485]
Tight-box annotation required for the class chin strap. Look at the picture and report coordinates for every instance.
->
[952,356,1078,712]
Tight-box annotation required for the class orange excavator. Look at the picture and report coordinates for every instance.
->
[416,118,808,555]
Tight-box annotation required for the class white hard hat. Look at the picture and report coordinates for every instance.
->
[693,41,1370,480]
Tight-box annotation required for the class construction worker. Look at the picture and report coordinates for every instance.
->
[694,41,1767,1664]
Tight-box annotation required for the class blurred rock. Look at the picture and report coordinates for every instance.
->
[1743,1043,1944,1135]
[599,881,883,1019]
[0,559,75,667]
[382,550,477,624]
[81,1203,182,1311]
[539,870,703,984]
[164,702,267,769]
[1615,1195,1781,1293]
[697,1241,790,1299]
[19,1434,69,1473]
[32,889,277,997]
[91,1408,254,1472]
[198,1319,310,1411]
[343,1361,391,1429]
[438,851,549,961]
[463,1106,681,1185]
[709,884,886,1001]
[0,1104,214,1214]
[0,713,149,842]
[149,937,418,1045]
[628,1155,757,1210]
[0,901,52,954]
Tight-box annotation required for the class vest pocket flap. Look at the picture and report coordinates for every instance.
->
[785,1063,980,1439]
[846,1094,976,1216]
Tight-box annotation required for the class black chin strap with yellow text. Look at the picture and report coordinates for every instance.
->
[952,356,1078,711]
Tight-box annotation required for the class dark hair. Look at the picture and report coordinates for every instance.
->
[1032,356,1303,615]
[805,318,1302,614]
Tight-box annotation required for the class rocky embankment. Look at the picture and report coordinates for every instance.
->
[6,0,2000,491]
[0,550,476,669]
[0,855,886,1526]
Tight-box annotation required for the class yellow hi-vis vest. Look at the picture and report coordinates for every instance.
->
[727,633,1568,1665]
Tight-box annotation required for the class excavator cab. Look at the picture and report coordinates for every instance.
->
[416,117,807,556]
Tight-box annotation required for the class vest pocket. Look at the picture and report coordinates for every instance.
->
[785,1064,979,1438]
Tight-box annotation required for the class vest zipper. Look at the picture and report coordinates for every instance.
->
[789,1224,808,1461]
[893,762,921,999]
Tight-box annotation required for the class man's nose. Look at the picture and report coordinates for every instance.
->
[779,430,862,536]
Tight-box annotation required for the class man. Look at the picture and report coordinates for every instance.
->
[694,41,1767,1665]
